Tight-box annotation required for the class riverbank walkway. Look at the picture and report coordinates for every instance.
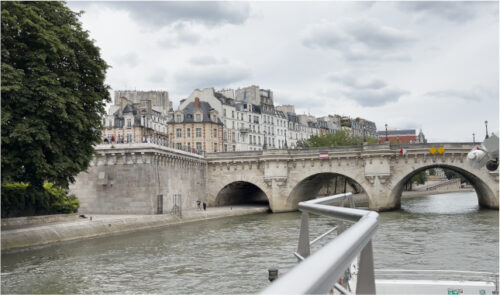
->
[1,205,269,252]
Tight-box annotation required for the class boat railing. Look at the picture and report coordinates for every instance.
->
[376,269,499,290]
[260,192,379,295]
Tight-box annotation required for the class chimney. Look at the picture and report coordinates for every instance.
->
[194,97,200,109]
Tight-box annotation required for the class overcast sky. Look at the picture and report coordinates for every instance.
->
[67,1,499,142]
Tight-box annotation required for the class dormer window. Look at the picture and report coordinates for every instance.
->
[176,114,182,123]
[195,113,201,122]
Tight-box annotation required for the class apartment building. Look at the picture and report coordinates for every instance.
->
[102,97,169,145]
[168,97,223,153]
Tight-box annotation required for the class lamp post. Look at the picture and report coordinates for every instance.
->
[385,123,388,143]
[485,120,489,139]
[473,132,475,144]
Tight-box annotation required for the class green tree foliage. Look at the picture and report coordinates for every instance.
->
[296,130,378,148]
[1,2,110,190]
[405,171,427,190]
[1,182,79,217]
[443,168,468,184]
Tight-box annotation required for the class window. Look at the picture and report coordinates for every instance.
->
[126,134,132,143]
[223,109,226,116]
[109,120,112,128]
[223,131,227,141]
[196,128,202,137]
[232,121,235,129]
[127,119,131,128]
[103,119,106,126]
[213,128,217,138]
[196,142,202,151]
[187,128,191,137]
[232,132,235,143]
[214,143,217,152]
[176,128,182,138]
[187,142,191,152]
[248,115,251,123]
[176,114,182,122]
[232,110,234,118]
[196,114,201,122]
[224,144,227,152]
[232,145,236,151]
[176,143,182,149]
[258,136,261,145]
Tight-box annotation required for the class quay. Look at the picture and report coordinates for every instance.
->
[1,205,268,252]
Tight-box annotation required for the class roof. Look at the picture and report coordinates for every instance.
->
[376,129,417,136]
[170,101,223,125]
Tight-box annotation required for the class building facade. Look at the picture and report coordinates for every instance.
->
[377,129,427,144]
[102,97,169,145]
[168,98,223,153]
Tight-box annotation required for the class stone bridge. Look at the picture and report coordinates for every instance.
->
[205,143,498,212]
[70,143,498,214]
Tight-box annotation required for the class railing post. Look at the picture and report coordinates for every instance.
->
[297,212,310,259]
[356,241,376,294]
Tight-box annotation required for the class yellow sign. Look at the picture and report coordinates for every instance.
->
[438,147,445,154]
[429,147,437,154]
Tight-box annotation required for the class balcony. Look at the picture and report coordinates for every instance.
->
[240,128,251,133]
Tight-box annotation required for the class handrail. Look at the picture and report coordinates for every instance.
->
[260,193,379,294]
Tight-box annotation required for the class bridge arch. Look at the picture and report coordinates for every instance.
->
[287,172,368,209]
[390,164,497,209]
[212,180,270,207]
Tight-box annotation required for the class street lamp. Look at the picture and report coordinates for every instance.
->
[473,132,475,144]
[385,124,388,142]
[485,120,489,139]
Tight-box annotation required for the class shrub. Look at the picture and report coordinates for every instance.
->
[1,182,79,217]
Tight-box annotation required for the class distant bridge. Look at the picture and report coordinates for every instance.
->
[70,143,498,214]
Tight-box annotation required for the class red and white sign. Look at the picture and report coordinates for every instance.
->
[399,148,407,156]
[319,152,329,159]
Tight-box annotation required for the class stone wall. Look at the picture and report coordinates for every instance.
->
[69,144,207,214]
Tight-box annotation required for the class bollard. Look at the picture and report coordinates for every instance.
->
[268,268,279,282]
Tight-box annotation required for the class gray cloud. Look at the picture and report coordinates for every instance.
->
[426,87,497,102]
[397,2,497,23]
[346,88,410,107]
[112,52,139,68]
[302,19,413,61]
[102,1,250,28]
[158,22,203,48]
[189,56,226,66]
[174,58,251,92]
[148,68,168,84]
[329,73,386,90]
[328,73,409,107]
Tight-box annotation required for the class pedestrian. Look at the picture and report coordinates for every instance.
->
[202,202,207,211]
[196,200,201,210]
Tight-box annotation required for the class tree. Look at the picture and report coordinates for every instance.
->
[296,130,378,148]
[406,171,427,190]
[1,2,110,189]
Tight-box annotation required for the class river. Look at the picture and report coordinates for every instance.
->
[1,191,498,294]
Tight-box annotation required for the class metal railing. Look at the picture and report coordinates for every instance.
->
[261,193,379,294]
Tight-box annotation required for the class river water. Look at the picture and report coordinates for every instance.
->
[1,191,498,294]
